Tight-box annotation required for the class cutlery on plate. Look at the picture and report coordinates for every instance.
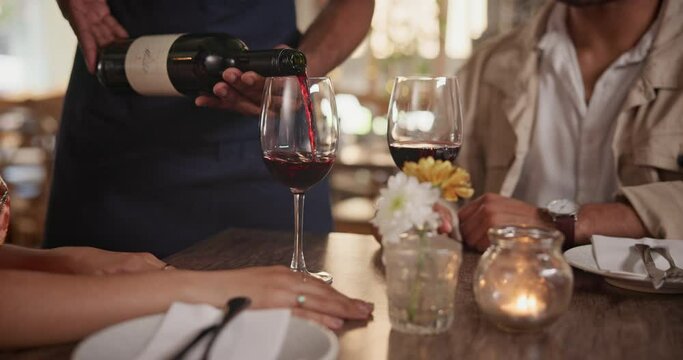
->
[651,247,683,279]
[634,244,665,289]
[171,296,252,360]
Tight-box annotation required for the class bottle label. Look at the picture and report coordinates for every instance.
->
[124,34,183,96]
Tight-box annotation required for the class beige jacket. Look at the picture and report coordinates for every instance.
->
[457,0,683,239]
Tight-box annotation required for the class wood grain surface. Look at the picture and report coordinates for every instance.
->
[4,228,683,360]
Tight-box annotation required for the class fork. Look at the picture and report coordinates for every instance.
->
[651,247,683,278]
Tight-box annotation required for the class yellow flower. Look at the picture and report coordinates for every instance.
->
[402,157,474,202]
[441,167,474,201]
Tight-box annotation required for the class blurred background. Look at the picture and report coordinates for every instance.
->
[0,0,544,247]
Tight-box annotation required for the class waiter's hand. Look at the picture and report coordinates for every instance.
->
[194,44,290,116]
[458,193,552,252]
[195,69,265,115]
[57,0,129,74]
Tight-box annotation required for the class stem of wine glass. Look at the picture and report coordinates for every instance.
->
[290,191,307,272]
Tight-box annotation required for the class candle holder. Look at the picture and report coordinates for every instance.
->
[474,225,573,332]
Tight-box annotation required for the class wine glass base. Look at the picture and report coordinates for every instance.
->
[307,270,333,284]
[291,268,333,284]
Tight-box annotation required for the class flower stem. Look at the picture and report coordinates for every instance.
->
[407,230,429,322]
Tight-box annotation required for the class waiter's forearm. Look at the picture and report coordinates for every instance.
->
[298,0,374,76]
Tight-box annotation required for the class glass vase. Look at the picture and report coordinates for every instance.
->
[383,231,462,335]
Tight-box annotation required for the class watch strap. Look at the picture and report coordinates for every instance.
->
[554,214,576,249]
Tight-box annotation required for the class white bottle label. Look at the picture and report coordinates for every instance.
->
[124,34,183,96]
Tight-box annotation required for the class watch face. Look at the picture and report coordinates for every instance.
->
[547,199,579,215]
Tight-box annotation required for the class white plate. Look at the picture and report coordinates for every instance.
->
[564,245,683,294]
[72,314,338,360]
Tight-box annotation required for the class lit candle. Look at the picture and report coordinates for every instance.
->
[500,293,547,318]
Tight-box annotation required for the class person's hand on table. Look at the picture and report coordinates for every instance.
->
[52,246,170,275]
[458,193,553,252]
[57,0,129,74]
[197,266,374,330]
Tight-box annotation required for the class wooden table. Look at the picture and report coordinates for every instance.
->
[6,228,683,359]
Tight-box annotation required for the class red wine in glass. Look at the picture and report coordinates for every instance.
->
[389,141,461,169]
[297,74,317,154]
[263,150,334,192]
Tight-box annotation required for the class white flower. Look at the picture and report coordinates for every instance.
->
[371,172,440,244]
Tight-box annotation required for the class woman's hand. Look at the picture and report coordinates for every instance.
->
[57,0,129,73]
[53,246,168,275]
[197,266,374,330]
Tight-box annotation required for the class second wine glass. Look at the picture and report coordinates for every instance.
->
[260,76,338,283]
[387,76,464,170]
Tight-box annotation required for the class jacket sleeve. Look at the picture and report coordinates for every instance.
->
[620,181,683,239]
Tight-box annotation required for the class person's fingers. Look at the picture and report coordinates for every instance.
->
[103,15,129,38]
[241,72,265,89]
[438,222,452,235]
[433,204,453,234]
[209,82,261,114]
[291,308,344,330]
[460,205,487,248]
[89,22,110,47]
[93,22,115,46]
[196,92,261,115]
[292,278,374,315]
[213,82,231,98]
[232,72,266,103]
[475,236,490,252]
[78,33,99,74]
[222,68,242,83]
[457,196,484,223]
[141,252,167,269]
[289,292,371,321]
[195,95,223,108]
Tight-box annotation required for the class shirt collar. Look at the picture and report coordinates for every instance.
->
[538,3,661,68]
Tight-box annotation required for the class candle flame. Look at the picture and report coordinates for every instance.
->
[515,294,538,312]
[501,293,546,317]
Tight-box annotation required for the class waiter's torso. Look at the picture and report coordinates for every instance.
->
[45,0,334,257]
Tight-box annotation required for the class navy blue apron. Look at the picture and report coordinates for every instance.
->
[44,0,333,258]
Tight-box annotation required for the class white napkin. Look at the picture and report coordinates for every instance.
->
[136,302,291,360]
[591,235,683,278]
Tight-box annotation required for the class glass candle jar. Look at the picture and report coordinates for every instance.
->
[474,225,573,332]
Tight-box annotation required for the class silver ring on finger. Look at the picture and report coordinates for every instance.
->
[296,294,306,307]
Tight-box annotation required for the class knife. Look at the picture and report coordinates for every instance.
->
[635,244,665,289]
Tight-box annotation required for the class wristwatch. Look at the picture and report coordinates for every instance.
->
[545,199,579,249]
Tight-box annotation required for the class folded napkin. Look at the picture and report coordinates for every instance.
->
[591,235,683,278]
[136,302,291,360]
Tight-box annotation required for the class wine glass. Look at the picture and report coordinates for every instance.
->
[260,76,338,283]
[387,76,463,170]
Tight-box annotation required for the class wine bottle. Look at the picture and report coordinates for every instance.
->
[96,33,307,97]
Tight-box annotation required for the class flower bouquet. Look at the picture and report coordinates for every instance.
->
[372,157,473,334]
